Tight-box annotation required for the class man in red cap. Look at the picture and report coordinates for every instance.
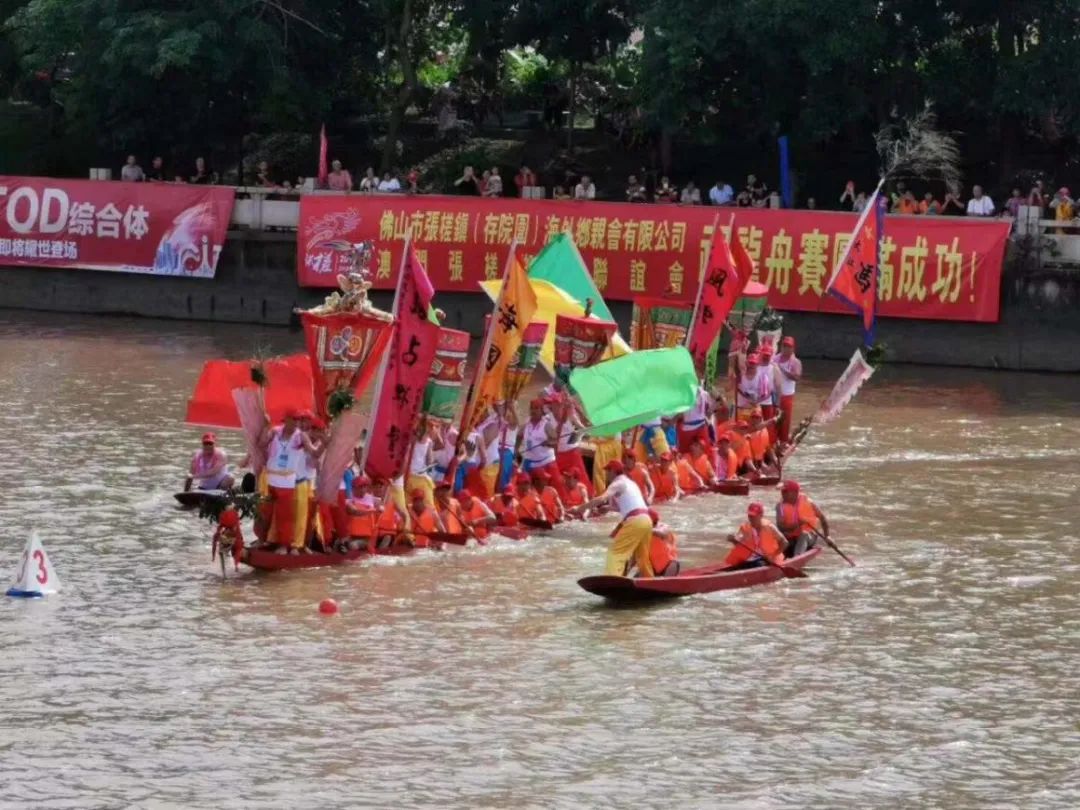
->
[677,381,714,453]
[515,472,547,522]
[456,488,497,541]
[551,396,593,498]
[185,432,234,492]
[736,352,774,422]
[724,502,786,569]
[647,508,679,577]
[570,459,654,577]
[533,470,565,523]
[406,487,444,548]
[774,336,802,443]
[775,480,829,557]
[343,474,380,551]
[489,486,520,527]
[561,468,590,509]
[651,452,681,502]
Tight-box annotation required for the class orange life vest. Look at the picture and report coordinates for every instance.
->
[627,465,650,496]
[459,498,492,539]
[729,433,751,468]
[652,466,678,501]
[517,491,545,521]
[649,530,678,574]
[563,482,589,508]
[410,507,439,548]
[715,448,738,479]
[438,498,465,534]
[692,454,715,483]
[748,428,771,462]
[376,503,402,534]
[346,499,377,539]
[490,496,519,526]
[776,494,820,540]
[676,457,701,492]
[539,486,563,522]
[724,520,785,567]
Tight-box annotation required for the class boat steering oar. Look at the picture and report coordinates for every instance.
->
[809,527,856,567]
[725,536,808,579]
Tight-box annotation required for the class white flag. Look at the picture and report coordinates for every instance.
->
[815,349,876,425]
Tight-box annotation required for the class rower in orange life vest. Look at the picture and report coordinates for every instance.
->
[370,477,408,549]
[561,467,590,510]
[746,408,780,472]
[259,409,316,555]
[489,486,520,526]
[571,459,655,577]
[185,432,235,492]
[622,452,655,504]
[736,353,774,422]
[714,433,740,480]
[678,383,714,453]
[532,470,565,523]
[520,399,567,501]
[675,448,706,493]
[773,336,802,444]
[652,452,682,502]
[648,508,680,576]
[724,502,786,569]
[455,488,497,541]
[688,439,718,488]
[434,481,466,534]
[775,480,829,557]
[405,487,445,548]
[342,474,380,551]
[514,472,547,522]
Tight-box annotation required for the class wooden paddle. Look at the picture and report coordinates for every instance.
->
[725,536,808,579]
[809,527,856,567]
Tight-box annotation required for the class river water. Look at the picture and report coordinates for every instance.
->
[1,310,1078,810]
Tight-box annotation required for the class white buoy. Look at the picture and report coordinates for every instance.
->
[6,531,61,598]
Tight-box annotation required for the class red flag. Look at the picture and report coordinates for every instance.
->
[185,354,314,429]
[364,243,441,481]
[317,124,328,188]
[826,187,885,344]
[686,219,753,368]
[301,310,394,421]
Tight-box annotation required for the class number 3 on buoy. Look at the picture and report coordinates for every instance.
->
[6,532,61,598]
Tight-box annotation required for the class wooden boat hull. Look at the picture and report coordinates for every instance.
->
[175,489,227,509]
[711,480,751,496]
[241,544,416,571]
[577,548,821,602]
[749,474,781,487]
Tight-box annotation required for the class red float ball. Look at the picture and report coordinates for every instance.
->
[318,598,339,615]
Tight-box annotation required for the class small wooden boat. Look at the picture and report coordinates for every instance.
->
[577,548,820,602]
[175,489,228,509]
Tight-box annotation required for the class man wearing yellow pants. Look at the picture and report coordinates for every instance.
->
[634,417,670,463]
[570,459,654,577]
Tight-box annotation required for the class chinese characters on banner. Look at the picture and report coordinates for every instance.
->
[298,195,1010,322]
[0,176,235,276]
[365,246,441,481]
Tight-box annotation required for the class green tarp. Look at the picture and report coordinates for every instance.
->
[570,347,698,437]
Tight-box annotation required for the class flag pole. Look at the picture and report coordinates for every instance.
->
[450,239,519,471]
[359,229,411,473]
[685,213,721,360]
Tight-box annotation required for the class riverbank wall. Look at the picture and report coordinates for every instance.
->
[1,231,1078,372]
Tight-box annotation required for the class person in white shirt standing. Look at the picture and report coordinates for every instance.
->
[736,354,774,422]
[677,384,713,453]
[574,175,596,200]
[121,155,145,182]
[774,336,803,443]
[709,180,734,206]
[571,459,655,577]
[966,185,995,217]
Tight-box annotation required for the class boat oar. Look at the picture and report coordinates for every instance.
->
[809,527,856,567]
[725,536,807,579]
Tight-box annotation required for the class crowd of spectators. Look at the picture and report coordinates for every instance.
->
[113,153,1079,226]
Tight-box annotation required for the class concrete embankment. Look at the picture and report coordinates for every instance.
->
[1,230,1078,372]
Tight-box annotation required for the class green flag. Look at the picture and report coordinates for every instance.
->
[570,347,698,437]
[528,232,615,323]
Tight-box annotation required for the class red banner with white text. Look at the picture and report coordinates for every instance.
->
[299,194,1009,322]
[0,176,235,276]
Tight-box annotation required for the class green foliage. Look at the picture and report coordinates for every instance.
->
[198,492,265,525]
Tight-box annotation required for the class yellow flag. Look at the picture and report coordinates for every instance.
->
[478,252,538,404]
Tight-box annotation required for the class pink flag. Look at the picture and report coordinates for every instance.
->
[364,243,440,480]
[826,185,886,346]
[317,124,328,188]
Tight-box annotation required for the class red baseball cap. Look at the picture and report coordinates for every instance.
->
[434,480,452,490]
[604,459,625,474]
[351,475,370,490]
[502,486,516,497]
[410,489,426,499]
[781,336,796,347]
[201,432,216,444]
[748,502,764,517]
[458,488,473,499]
[746,354,760,366]
[660,452,673,462]
[781,480,800,494]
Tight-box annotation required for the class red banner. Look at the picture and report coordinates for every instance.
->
[364,246,441,481]
[301,310,394,421]
[0,175,234,276]
[298,194,1009,322]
